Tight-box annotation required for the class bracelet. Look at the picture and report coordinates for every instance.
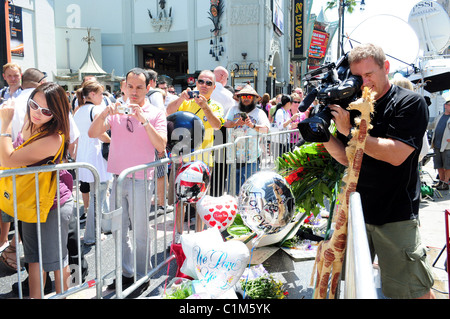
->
[0,133,12,138]
[142,119,149,126]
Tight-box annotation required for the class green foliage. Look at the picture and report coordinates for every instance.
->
[276,142,344,217]
[325,0,358,14]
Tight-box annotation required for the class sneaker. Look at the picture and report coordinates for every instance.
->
[12,273,53,297]
[432,181,443,188]
[79,213,87,223]
[107,275,134,291]
[157,205,174,215]
[106,275,149,298]
[126,280,150,299]
[436,182,449,191]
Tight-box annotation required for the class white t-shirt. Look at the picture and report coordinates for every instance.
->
[73,103,112,183]
[225,106,270,163]
[273,107,291,144]
[211,83,235,117]
[147,89,165,112]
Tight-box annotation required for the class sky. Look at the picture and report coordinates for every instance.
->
[310,0,424,72]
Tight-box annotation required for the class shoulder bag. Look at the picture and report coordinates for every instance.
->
[0,132,65,223]
[90,106,110,161]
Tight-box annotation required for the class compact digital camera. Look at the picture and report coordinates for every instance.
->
[188,90,200,99]
[118,105,133,115]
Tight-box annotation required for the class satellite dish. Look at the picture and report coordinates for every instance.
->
[343,14,420,73]
[408,0,450,55]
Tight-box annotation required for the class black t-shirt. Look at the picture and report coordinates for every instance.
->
[342,85,429,225]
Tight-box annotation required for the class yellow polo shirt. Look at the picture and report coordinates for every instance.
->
[178,99,224,165]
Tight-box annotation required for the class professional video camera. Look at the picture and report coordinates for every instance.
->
[298,53,363,143]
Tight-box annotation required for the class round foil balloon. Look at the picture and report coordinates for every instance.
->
[175,161,210,203]
[167,111,205,154]
[238,171,295,240]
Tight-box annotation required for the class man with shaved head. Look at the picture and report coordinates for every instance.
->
[210,66,235,196]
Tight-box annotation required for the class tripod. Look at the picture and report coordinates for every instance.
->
[432,209,449,296]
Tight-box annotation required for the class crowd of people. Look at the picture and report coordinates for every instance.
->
[0,62,308,298]
[0,42,446,299]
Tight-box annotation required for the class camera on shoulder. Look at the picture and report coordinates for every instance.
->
[298,53,362,143]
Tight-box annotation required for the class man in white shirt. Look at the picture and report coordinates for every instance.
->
[210,66,236,195]
[157,79,178,109]
[211,66,235,117]
[224,85,270,194]
[146,69,165,112]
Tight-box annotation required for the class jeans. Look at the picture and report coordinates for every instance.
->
[84,180,111,244]
[229,159,260,195]
[110,176,154,279]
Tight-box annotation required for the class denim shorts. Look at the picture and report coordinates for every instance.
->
[433,148,450,170]
[22,198,74,272]
[365,219,435,299]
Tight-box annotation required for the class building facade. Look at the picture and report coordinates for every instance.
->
[6,0,313,97]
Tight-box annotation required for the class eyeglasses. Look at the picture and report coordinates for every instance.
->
[197,79,214,87]
[126,117,134,133]
[38,72,47,83]
[28,99,53,117]
[240,95,254,100]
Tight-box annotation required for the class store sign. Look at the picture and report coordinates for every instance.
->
[308,29,329,60]
[9,5,24,57]
[292,0,304,60]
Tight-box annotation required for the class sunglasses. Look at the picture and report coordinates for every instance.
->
[240,95,254,99]
[197,79,214,87]
[292,101,301,104]
[39,72,48,83]
[126,117,134,133]
[29,99,53,117]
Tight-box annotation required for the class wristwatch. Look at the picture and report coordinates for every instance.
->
[346,130,353,140]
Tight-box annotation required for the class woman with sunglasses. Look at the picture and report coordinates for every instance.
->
[0,82,73,298]
[273,94,301,156]
[289,93,306,149]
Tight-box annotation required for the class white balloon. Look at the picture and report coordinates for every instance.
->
[180,228,223,278]
[180,228,250,298]
[197,195,238,231]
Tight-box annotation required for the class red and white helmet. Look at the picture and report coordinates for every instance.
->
[175,161,210,203]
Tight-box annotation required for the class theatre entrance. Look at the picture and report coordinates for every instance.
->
[138,42,189,90]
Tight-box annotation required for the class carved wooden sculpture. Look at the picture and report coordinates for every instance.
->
[311,87,375,299]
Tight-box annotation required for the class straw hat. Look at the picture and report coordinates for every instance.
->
[236,85,260,98]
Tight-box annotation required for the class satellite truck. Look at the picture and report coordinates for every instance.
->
[406,0,450,121]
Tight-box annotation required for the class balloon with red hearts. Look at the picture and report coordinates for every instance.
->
[197,195,238,231]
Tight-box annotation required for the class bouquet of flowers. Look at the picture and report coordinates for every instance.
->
[240,265,287,299]
[276,142,345,217]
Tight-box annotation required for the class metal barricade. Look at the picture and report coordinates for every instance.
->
[107,129,301,298]
[0,162,103,299]
[344,192,377,299]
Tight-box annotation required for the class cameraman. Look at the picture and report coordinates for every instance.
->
[318,43,435,299]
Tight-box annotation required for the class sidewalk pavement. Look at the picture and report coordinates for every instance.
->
[417,160,449,298]
[0,160,447,299]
